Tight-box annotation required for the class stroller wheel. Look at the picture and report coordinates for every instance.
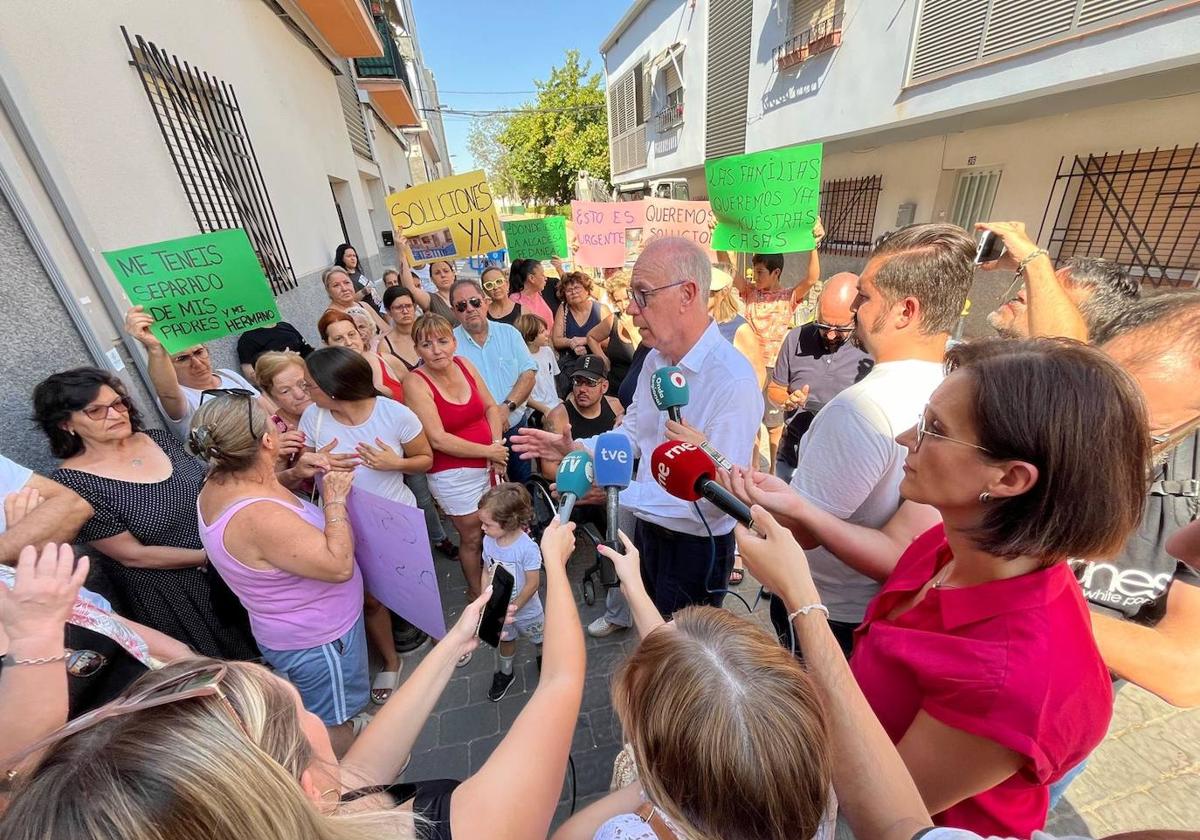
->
[582,577,596,606]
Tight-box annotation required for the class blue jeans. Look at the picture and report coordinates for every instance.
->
[1048,757,1089,807]
[504,416,532,483]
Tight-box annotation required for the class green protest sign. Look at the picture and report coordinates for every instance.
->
[705,142,823,252]
[502,215,569,260]
[103,229,280,354]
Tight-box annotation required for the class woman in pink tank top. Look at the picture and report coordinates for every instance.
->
[404,313,508,604]
[191,392,367,738]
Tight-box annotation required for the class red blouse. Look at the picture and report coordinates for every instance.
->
[850,525,1113,837]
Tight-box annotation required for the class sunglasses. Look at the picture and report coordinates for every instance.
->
[454,297,484,313]
[571,376,602,388]
[5,663,241,775]
[481,277,506,292]
[814,321,855,334]
[81,396,131,421]
[199,388,260,440]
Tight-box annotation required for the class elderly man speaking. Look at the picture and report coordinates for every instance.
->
[514,237,762,617]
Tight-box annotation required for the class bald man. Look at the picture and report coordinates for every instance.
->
[767,272,875,483]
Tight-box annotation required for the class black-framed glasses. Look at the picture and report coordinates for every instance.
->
[454,297,483,313]
[81,396,131,421]
[200,388,259,439]
[914,411,992,455]
[630,279,691,308]
[814,321,855,334]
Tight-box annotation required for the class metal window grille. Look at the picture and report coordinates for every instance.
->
[949,168,1002,231]
[1037,145,1200,288]
[818,175,883,256]
[122,27,297,294]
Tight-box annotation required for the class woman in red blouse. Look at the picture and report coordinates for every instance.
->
[728,338,1150,837]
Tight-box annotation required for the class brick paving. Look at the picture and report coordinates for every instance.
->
[387,540,1199,835]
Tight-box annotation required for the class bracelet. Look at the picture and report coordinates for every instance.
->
[323,500,347,509]
[4,651,68,666]
[787,603,830,622]
[1015,249,1049,275]
[325,517,347,526]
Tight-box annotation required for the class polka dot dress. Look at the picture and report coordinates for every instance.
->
[53,428,257,660]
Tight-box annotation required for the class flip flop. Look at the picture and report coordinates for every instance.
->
[728,567,745,586]
[371,669,402,705]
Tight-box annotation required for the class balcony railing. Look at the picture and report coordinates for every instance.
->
[655,89,685,131]
[354,12,411,94]
[773,12,844,70]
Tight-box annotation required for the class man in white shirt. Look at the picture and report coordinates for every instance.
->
[514,236,763,617]
[775,224,976,654]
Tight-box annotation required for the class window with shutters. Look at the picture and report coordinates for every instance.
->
[949,168,1003,231]
[608,63,648,175]
[337,61,374,160]
[655,53,685,132]
[706,0,754,160]
[909,0,1186,84]
[775,0,845,69]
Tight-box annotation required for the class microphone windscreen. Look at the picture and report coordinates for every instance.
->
[593,432,635,489]
[650,441,715,502]
[650,366,690,413]
[555,450,594,501]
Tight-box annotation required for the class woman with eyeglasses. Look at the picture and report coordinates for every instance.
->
[32,368,258,661]
[725,338,1149,836]
[481,265,521,326]
[380,286,423,372]
[553,272,613,381]
[396,236,460,324]
[0,518,586,840]
[323,266,389,339]
[318,310,409,402]
[404,314,508,608]
[187,392,371,748]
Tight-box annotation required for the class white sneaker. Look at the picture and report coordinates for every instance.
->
[587,616,629,638]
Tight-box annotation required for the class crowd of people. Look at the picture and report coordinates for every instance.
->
[1,220,1197,840]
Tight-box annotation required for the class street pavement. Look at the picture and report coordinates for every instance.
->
[388,540,1199,835]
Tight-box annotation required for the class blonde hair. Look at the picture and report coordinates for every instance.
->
[188,393,269,475]
[0,658,412,840]
[613,607,831,840]
[515,312,548,345]
[709,284,744,324]
[322,266,351,292]
[605,269,632,300]
[255,350,306,396]
[412,313,455,345]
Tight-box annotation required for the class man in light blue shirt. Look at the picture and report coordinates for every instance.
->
[450,279,537,482]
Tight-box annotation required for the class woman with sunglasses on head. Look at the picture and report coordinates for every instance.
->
[404,314,508,607]
[724,338,1150,837]
[396,235,460,324]
[188,391,370,751]
[32,368,258,661]
[324,266,389,340]
[319,310,409,403]
[380,286,424,372]
[481,265,521,326]
[1,517,586,840]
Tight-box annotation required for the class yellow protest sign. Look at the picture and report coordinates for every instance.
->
[386,170,503,266]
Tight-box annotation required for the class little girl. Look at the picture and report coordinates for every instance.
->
[516,313,567,432]
[478,482,545,703]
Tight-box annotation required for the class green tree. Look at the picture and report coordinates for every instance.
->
[466,114,516,198]
[498,50,610,205]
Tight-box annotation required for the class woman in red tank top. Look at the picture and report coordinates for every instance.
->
[404,314,508,601]
[317,310,408,401]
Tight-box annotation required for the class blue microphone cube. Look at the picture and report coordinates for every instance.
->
[594,432,635,490]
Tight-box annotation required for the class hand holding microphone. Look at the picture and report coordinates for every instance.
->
[652,367,734,470]
[554,450,594,523]
[650,441,763,536]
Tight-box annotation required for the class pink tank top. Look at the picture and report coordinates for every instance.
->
[198,495,363,651]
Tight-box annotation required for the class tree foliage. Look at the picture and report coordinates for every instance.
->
[492,50,610,205]
[466,115,516,198]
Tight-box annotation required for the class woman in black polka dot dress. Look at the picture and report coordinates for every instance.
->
[33,368,257,660]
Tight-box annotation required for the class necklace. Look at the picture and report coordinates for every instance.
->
[932,561,956,589]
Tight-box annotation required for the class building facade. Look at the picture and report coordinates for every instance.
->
[0,0,450,470]
[602,0,1200,285]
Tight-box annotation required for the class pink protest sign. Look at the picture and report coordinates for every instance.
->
[347,487,447,639]
[643,198,716,259]
[571,200,643,268]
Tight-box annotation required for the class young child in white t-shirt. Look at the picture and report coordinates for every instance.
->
[478,482,545,703]
[515,313,567,432]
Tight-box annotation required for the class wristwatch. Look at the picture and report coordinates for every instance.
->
[504,400,517,412]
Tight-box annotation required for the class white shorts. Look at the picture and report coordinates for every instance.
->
[427,467,490,516]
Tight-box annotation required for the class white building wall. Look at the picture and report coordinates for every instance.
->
[602,0,708,183]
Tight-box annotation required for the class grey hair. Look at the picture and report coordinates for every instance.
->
[639,237,714,299]
[1062,257,1140,334]
[869,224,976,335]
[1094,290,1200,371]
[449,278,484,301]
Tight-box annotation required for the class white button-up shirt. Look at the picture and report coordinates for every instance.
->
[580,320,763,536]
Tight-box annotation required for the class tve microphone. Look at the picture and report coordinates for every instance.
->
[650,366,689,422]
[555,450,594,523]
[650,441,758,533]
[594,432,636,585]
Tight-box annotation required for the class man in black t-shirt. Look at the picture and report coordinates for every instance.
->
[235,321,315,381]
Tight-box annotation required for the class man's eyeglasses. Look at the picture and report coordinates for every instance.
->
[571,377,602,388]
[81,396,131,421]
[200,388,260,440]
[814,321,855,334]
[172,347,209,364]
[454,297,483,313]
[630,279,691,308]
[914,411,992,455]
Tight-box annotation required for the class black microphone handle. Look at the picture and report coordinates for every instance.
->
[696,477,756,530]
[604,487,620,545]
[667,406,682,423]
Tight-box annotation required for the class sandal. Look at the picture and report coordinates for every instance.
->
[728,566,745,586]
[371,669,402,705]
[434,538,459,560]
